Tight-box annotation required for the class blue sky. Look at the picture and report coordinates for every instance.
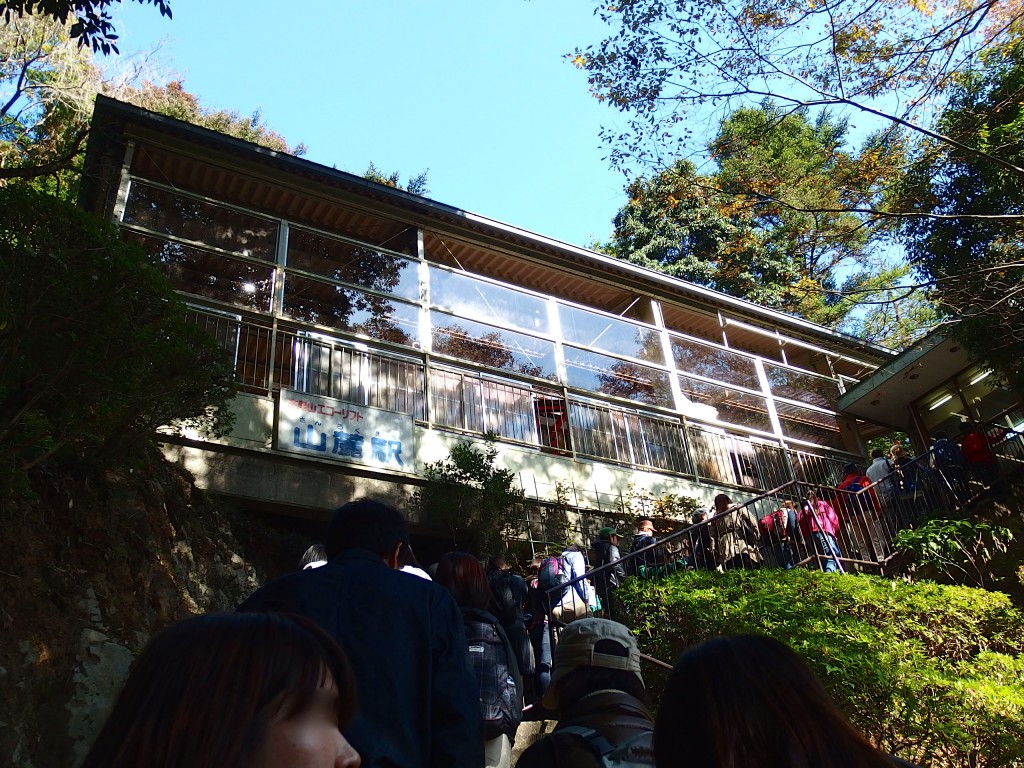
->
[112,0,632,248]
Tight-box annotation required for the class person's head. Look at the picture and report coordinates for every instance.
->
[300,543,327,570]
[870,448,884,460]
[325,498,409,564]
[637,519,655,535]
[781,499,796,511]
[81,613,359,768]
[487,555,509,573]
[598,526,620,544]
[933,430,949,441]
[655,635,892,768]
[713,494,732,513]
[806,488,819,504]
[890,443,905,458]
[543,618,648,711]
[842,462,860,477]
[434,552,491,611]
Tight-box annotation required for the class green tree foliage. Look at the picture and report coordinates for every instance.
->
[895,517,1015,589]
[414,437,526,554]
[116,80,306,155]
[898,41,1024,387]
[0,13,99,189]
[0,0,171,54]
[0,184,236,483]
[0,14,302,188]
[363,161,430,196]
[617,569,1024,767]
[605,104,907,328]
[571,0,1021,176]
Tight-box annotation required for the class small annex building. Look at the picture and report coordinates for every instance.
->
[80,96,1014,552]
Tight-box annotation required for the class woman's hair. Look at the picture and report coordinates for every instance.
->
[434,552,492,611]
[81,612,357,768]
[655,635,893,768]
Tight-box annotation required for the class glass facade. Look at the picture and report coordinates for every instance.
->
[120,174,872,485]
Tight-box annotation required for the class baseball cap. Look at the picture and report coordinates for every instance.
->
[598,526,619,539]
[542,618,643,709]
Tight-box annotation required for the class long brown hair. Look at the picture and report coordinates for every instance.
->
[81,612,357,768]
[655,635,896,768]
[434,552,492,611]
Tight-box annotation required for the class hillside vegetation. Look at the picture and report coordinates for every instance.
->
[617,569,1024,767]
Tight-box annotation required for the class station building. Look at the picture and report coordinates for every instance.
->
[80,97,1019,550]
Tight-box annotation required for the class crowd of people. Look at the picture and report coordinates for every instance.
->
[79,495,921,768]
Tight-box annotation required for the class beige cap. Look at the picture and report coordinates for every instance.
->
[542,618,643,709]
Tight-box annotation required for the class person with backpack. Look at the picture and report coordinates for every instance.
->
[959,420,1006,493]
[798,489,843,573]
[836,464,883,562]
[592,527,627,613]
[516,619,655,768]
[629,519,659,576]
[486,556,535,701]
[435,553,522,768]
[931,430,970,501]
[759,500,798,569]
[547,546,597,625]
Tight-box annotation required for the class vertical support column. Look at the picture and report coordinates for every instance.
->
[111,140,135,223]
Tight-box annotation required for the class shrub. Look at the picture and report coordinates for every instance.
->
[0,184,236,484]
[616,568,1024,767]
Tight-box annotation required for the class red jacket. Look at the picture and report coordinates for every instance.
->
[961,430,1002,464]
[836,473,879,515]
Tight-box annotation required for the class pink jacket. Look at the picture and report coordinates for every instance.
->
[799,499,840,537]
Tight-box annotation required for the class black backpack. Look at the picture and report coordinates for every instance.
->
[462,609,522,740]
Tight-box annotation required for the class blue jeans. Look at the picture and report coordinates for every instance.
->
[812,531,840,573]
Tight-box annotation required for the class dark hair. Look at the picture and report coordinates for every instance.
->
[487,555,508,572]
[299,543,327,568]
[81,613,357,768]
[325,498,409,559]
[870,448,884,459]
[435,552,492,611]
[933,430,949,440]
[713,493,732,509]
[655,635,894,768]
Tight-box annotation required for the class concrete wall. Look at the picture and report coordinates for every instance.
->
[162,394,757,518]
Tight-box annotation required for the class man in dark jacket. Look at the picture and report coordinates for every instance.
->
[629,519,658,576]
[237,498,482,768]
[593,526,627,613]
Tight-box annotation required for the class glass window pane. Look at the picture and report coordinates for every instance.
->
[430,312,557,380]
[559,304,664,364]
[775,401,844,449]
[124,183,277,261]
[428,266,549,334]
[670,335,758,389]
[764,363,840,409]
[565,348,673,408]
[288,228,419,300]
[679,376,772,432]
[126,232,273,312]
[283,274,419,346]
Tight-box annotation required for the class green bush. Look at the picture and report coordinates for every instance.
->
[616,569,1024,767]
[0,184,236,484]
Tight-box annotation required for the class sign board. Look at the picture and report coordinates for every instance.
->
[277,389,414,472]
